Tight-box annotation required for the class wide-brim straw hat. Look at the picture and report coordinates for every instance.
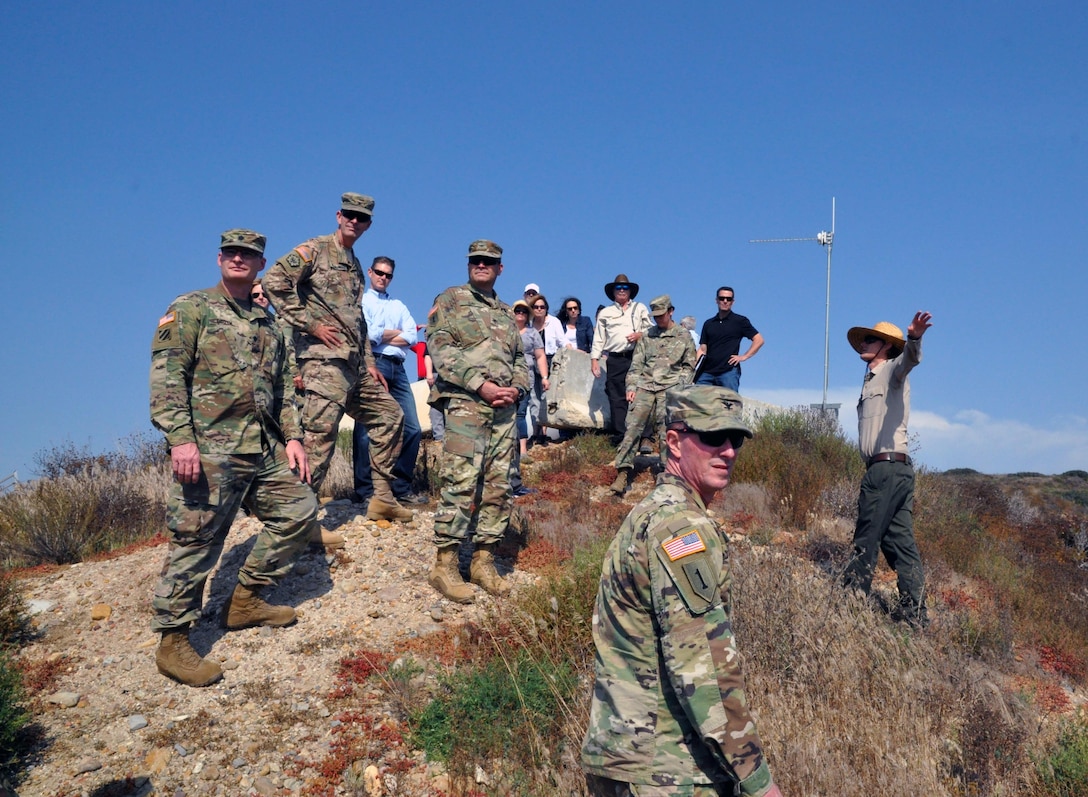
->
[847,321,906,354]
[604,273,640,301]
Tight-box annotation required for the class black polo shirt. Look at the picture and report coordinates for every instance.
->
[698,312,758,375]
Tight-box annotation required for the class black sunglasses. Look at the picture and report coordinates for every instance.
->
[514,307,529,314]
[469,256,501,266]
[717,295,734,302]
[342,210,371,222]
[371,268,393,279]
[862,335,884,345]
[680,428,746,449]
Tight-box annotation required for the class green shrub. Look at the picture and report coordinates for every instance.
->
[1037,715,1088,796]
[0,572,27,645]
[0,647,28,776]
[733,408,863,530]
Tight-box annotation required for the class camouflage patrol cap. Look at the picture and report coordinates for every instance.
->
[219,229,266,255]
[467,240,503,259]
[649,294,673,315]
[665,385,753,437]
[341,193,375,217]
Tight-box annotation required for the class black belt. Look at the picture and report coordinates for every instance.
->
[867,452,911,468]
[607,350,633,359]
[374,352,405,363]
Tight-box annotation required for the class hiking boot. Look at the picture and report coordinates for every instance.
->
[156,629,223,687]
[367,497,414,522]
[639,438,654,455]
[397,492,430,505]
[470,544,511,597]
[428,548,475,604]
[221,584,296,630]
[309,526,346,550]
[610,469,630,496]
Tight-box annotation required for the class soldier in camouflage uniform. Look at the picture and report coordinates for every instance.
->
[610,295,698,496]
[426,240,531,603]
[150,229,321,688]
[583,385,783,797]
[262,193,412,523]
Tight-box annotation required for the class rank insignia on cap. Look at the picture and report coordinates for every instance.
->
[662,530,706,561]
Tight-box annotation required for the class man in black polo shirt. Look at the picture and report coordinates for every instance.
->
[696,286,764,392]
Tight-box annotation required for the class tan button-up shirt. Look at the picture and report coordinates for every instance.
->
[856,337,922,460]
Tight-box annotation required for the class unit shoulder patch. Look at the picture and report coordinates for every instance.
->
[152,309,179,352]
[653,515,719,614]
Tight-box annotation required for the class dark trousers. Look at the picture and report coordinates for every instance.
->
[843,461,926,617]
[605,353,633,438]
[353,356,422,501]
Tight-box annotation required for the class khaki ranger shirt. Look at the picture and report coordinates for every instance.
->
[857,337,922,460]
[582,473,773,796]
[150,284,300,455]
[427,283,531,404]
[626,323,698,394]
[591,300,652,358]
[261,233,374,365]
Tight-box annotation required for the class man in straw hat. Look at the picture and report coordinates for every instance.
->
[843,311,933,627]
[591,273,652,443]
[582,385,782,797]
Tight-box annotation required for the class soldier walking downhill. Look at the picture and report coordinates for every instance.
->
[610,294,698,496]
[262,193,411,525]
[150,229,321,687]
[426,240,530,604]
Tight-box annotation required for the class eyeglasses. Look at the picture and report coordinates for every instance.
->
[612,285,630,291]
[680,428,746,449]
[717,295,734,302]
[532,304,547,310]
[564,305,579,312]
[341,210,371,223]
[221,247,261,259]
[371,268,393,279]
[250,292,265,300]
[514,307,529,314]
[469,256,501,267]
[862,335,883,345]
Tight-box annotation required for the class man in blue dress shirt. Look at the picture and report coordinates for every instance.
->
[352,257,427,505]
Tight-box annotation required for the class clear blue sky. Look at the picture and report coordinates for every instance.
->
[1,2,1084,478]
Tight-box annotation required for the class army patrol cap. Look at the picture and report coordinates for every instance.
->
[341,193,375,217]
[467,239,503,259]
[649,294,673,316]
[665,385,753,437]
[219,229,266,255]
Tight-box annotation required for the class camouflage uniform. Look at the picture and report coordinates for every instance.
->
[262,230,403,495]
[150,282,318,632]
[428,282,530,547]
[615,318,697,471]
[583,385,774,796]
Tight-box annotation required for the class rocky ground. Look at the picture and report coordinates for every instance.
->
[11,494,533,797]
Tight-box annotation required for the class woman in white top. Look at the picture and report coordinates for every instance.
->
[528,294,569,442]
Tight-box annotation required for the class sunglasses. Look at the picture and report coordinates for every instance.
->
[341,210,371,223]
[612,285,630,291]
[717,295,734,302]
[862,335,884,345]
[564,305,579,311]
[469,256,501,266]
[679,428,746,449]
[532,304,547,310]
[371,268,393,279]
[514,307,529,314]
[221,247,261,259]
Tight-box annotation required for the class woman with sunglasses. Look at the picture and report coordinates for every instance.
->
[528,294,569,443]
[557,296,594,353]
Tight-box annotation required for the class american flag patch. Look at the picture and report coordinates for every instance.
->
[158,312,175,327]
[662,530,706,561]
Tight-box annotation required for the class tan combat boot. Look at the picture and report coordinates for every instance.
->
[221,584,296,630]
[309,525,346,550]
[428,547,475,604]
[156,629,223,687]
[367,480,414,522]
[469,543,511,597]
[610,468,631,496]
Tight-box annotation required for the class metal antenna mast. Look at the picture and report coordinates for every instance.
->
[750,198,836,411]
